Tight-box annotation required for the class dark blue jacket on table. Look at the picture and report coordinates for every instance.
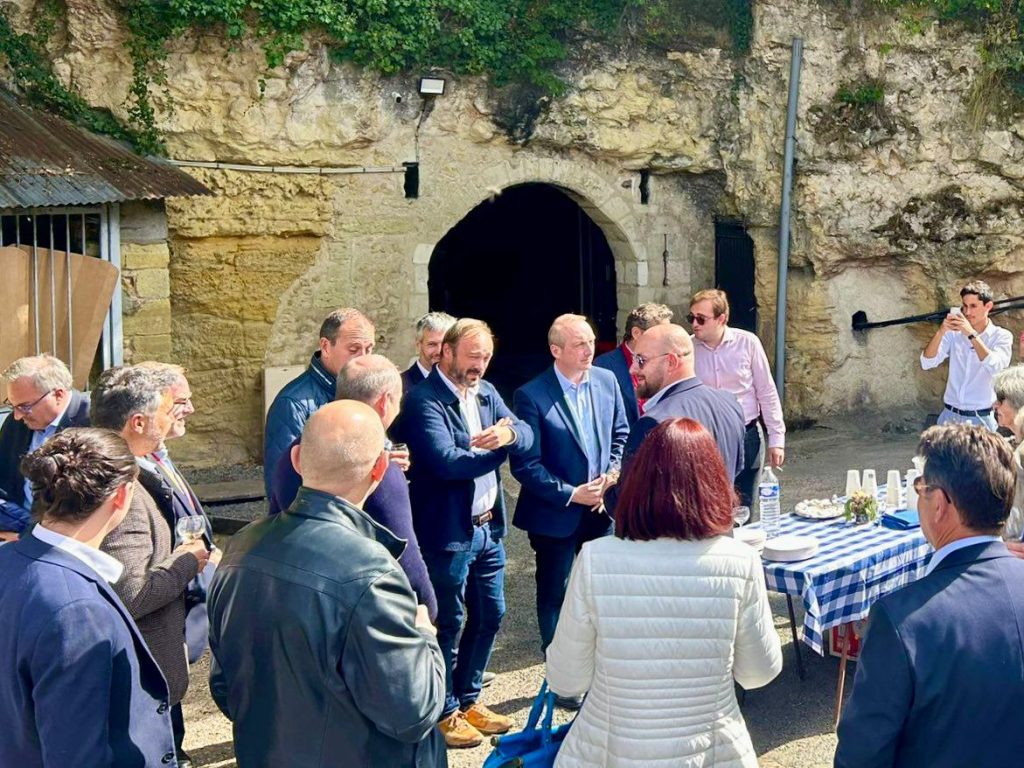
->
[594,346,640,427]
[403,368,534,552]
[511,366,629,538]
[262,352,334,496]
[268,438,438,621]
[209,488,447,768]
[0,390,90,533]
[835,540,1024,768]
[0,535,176,767]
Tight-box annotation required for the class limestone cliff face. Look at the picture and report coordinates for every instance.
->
[6,0,1023,465]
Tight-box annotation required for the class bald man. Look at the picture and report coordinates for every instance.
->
[208,401,447,768]
[622,324,745,480]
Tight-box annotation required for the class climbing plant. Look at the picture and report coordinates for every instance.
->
[0,0,752,153]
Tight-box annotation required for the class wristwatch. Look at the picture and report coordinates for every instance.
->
[967,333,977,341]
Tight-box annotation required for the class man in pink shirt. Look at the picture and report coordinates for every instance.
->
[689,289,785,515]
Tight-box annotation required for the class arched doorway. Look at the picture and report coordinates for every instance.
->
[429,183,618,397]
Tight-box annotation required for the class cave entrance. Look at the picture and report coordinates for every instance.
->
[714,221,757,333]
[429,183,619,398]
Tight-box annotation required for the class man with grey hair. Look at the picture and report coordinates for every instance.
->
[594,302,674,427]
[209,401,446,767]
[922,279,1012,431]
[0,354,90,539]
[92,365,211,768]
[263,307,375,495]
[403,311,457,394]
[269,354,438,619]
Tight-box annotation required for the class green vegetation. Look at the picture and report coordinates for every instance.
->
[836,78,886,106]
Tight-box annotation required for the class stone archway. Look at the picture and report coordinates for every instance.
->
[427,182,620,395]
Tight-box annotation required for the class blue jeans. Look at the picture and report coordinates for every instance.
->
[423,524,506,717]
[937,406,997,432]
[528,512,613,653]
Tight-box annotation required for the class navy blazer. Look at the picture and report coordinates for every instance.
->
[401,363,426,395]
[594,346,639,427]
[510,366,629,538]
[404,368,534,551]
[0,535,176,767]
[835,541,1024,768]
[0,390,90,532]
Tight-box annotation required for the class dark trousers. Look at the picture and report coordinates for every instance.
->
[528,511,614,652]
[171,702,185,754]
[423,524,506,717]
[734,421,764,517]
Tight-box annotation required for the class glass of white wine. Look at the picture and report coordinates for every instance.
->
[176,516,205,545]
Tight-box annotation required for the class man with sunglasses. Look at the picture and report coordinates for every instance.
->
[689,289,785,514]
[0,355,90,540]
[836,424,1024,768]
[921,280,1012,431]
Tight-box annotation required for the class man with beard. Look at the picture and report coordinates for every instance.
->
[403,318,534,749]
[623,323,744,481]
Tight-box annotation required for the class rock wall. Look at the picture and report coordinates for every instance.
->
[6,0,1024,465]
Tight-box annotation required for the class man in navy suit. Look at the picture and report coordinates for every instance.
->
[835,424,1024,768]
[594,303,673,427]
[0,354,90,538]
[511,314,628,668]
[403,318,534,749]
[402,311,457,395]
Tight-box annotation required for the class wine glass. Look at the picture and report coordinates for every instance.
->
[176,516,206,545]
[732,506,751,527]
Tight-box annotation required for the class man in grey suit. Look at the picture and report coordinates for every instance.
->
[835,424,1024,768]
[91,366,211,768]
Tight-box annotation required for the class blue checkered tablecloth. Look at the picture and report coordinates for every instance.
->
[756,513,932,654]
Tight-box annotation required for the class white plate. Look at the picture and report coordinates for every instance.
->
[735,527,766,552]
[763,534,819,562]
[794,498,845,519]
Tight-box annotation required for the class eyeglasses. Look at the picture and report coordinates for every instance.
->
[3,389,54,415]
[634,352,670,369]
[686,313,716,326]
[913,476,948,500]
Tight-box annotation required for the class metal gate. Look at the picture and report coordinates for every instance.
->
[0,203,123,385]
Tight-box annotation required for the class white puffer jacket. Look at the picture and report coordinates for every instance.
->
[546,535,782,768]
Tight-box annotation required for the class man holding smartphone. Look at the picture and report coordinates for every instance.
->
[921,280,1012,430]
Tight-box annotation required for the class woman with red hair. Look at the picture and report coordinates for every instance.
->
[545,418,781,767]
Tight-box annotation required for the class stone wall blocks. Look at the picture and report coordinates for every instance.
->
[131,269,171,300]
[122,243,170,270]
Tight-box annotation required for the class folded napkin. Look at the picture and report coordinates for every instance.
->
[881,509,920,530]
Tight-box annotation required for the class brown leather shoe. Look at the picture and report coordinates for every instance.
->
[438,710,484,748]
[462,702,512,735]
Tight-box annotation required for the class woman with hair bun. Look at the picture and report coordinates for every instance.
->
[545,418,782,768]
[0,428,178,767]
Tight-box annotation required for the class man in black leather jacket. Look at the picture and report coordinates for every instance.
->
[208,400,447,767]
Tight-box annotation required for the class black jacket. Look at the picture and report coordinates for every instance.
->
[208,487,447,768]
[0,390,90,532]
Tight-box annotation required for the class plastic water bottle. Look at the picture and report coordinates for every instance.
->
[759,466,781,538]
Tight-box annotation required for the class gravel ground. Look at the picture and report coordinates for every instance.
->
[182,412,928,767]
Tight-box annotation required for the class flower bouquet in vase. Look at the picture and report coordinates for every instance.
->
[844,490,878,525]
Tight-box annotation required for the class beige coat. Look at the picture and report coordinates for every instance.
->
[546,535,782,768]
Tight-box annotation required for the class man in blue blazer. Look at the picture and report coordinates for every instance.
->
[0,354,90,538]
[593,302,673,427]
[402,311,456,395]
[511,314,628,663]
[835,424,1024,768]
[404,318,534,749]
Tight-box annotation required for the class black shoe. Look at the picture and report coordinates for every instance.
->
[555,694,583,710]
[176,750,194,768]
[482,670,496,688]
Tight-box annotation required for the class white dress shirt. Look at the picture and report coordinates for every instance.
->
[416,360,431,379]
[921,321,1013,411]
[925,535,1001,576]
[438,369,498,517]
[32,523,124,583]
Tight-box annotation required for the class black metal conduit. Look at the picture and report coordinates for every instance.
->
[852,296,1024,332]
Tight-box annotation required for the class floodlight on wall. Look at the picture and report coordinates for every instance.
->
[419,77,446,96]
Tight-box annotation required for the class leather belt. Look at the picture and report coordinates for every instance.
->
[745,419,760,430]
[944,403,993,417]
[472,510,494,526]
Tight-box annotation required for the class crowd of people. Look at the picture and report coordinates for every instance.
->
[1,279,1024,767]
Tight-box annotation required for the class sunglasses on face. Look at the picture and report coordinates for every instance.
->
[634,352,670,369]
[686,313,716,326]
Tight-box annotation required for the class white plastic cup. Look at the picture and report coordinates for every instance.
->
[886,470,902,511]
[845,470,861,498]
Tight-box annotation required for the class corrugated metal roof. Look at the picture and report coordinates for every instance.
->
[0,92,212,208]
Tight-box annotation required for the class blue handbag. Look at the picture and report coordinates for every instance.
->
[482,680,574,768]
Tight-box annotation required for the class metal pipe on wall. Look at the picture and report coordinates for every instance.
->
[775,37,803,405]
